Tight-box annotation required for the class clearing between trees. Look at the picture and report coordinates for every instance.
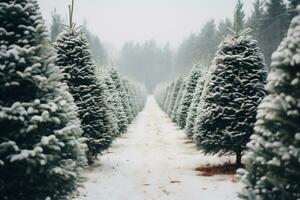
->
[75,97,241,200]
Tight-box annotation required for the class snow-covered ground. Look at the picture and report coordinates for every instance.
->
[75,96,242,200]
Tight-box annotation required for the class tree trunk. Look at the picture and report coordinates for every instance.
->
[235,151,242,169]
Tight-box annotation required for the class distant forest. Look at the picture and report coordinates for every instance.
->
[50,0,299,92]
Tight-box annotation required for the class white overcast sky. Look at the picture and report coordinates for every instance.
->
[37,0,256,49]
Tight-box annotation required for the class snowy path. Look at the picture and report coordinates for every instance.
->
[75,96,241,200]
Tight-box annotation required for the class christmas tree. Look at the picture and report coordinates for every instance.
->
[55,3,113,163]
[185,77,205,138]
[193,32,266,168]
[0,0,86,199]
[176,66,202,129]
[167,77,183,116]
[172,79,187,123]
[109,67,131,130]
[240,7,300,199]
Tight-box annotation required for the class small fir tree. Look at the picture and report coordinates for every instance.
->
[172,79,187,123]
[167,77,183,116]
[185,77,205,138]
[109,67,131,129]
[176,66,202,129]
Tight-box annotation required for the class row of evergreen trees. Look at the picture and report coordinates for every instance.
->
[0,0,147,200]
[155,31,267,168]
[155,4,300,200]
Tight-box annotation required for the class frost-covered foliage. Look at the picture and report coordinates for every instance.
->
[108,67,147,131]
[193,34,266,167]
[239,8,300,199]
[55,28,114,163]
[167,77,183,116]
[123,78,146,115]
[176,66,202,129]
[0,1,87,199]
[97,68,123,136]
[172,79,187,122]
[109,67,132,127]
[185,77,205,138]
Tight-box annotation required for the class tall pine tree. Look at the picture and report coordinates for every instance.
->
[0,0,87,199]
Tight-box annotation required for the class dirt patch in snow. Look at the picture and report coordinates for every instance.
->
[195,163,239,176]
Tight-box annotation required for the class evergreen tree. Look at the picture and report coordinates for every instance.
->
[97,68,125,136]
[97,72,120,137]
[172,79,187,123]
[164,81,175,113]
[123,78,138,118]
[193,34,267,168]
[185,77,205,138]
[109,67,132,128]
[167,77,183,116]
[50,9,64,42]
[104,68,128,134]
[55,17,113,162]
[0,0,86,199]
[162,84,172,111]
[176,66,202,129]
[240,9,300,199]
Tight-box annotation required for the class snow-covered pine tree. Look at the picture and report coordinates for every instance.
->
[167,77,183,116]
[193,33,266,168]
[172,79,187,123]
[0,0,87,199]
[130,80,144,115]
[55,8,113,162]
[99,76,119,137]
[239,7,300,199]
[162,84,172,111]
[109,67,132,129]
[97,68,123,136]
[123,78,138,118]
[185,77,205,138]
[176,66,202,129]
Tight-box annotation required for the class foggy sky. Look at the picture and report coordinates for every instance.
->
[37,0,256,49]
